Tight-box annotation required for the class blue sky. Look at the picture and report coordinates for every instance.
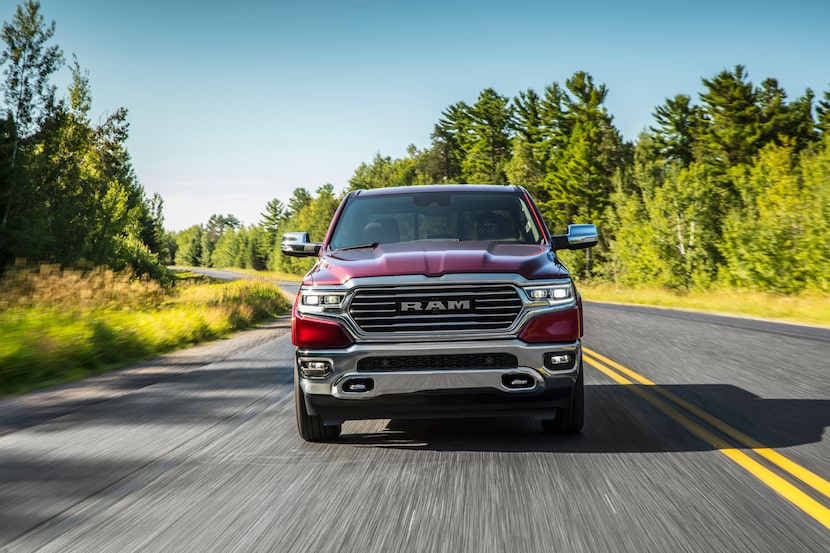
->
[15,0,830,230]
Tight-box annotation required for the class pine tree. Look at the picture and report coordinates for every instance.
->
[816,87,830,136]
[541,73,623,230]
[756,78,817,153]
[698,65,762,168]
[458,89,514,184]
[649,94,702,166]
[429,102,467,182]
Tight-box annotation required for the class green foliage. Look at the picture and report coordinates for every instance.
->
[0,265,291,396]
[199,213,239,267]
[1,0,63,262]
[0,2,166,278]
[174,225,203,266]
[427,102,467,182]
[458,88,514,184]
[542,72,623,229]
[287,187,312,214]
[800,139,830,291]
[817,89,830,135]
[0,1,62,138]
[605,65,826,292]
[257,197,285,265]
[719,139,828,292]
[212,225,267,270]
[648,94,700,166]
[504,135,543,189]
[171,184,343,275]
[348,152,419,190]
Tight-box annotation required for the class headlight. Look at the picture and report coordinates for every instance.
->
[298,291,346,312]
[523,282,574,305]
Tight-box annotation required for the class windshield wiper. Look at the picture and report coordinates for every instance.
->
[336,242,379,251]
[414,238,460,242]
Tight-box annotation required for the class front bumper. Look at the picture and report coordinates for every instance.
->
[296,339,581,424]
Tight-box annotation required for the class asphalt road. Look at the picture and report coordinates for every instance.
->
[0,294,828,552]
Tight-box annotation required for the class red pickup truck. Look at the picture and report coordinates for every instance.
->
[282,184,597,441]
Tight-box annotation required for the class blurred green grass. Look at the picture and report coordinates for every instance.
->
[0,266,291,396]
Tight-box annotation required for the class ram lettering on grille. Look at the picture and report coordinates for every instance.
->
[400,300,471,312]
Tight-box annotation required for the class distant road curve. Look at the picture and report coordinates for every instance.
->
[172,266,300,301]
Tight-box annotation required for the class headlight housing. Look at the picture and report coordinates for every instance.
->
[523,282,575,306]
[297,290,347,313]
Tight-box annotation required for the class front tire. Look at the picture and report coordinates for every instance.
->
[541,362,584,434]
[295,376,341,442]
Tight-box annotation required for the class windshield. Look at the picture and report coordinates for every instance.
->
[328,191,544,250]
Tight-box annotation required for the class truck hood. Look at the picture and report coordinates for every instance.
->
[306,241,569,285]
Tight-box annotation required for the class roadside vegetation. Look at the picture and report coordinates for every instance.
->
[578,284,830,328]
[0,265,291,397]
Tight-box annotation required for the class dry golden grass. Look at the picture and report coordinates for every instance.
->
[0,265,291,396]
[0,263,165,311]
[578,283,830,328]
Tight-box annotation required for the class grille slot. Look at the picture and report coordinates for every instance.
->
[349,285,522,333]
[358,353,519,372]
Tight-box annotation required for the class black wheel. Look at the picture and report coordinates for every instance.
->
[541,362,584,434]
[295,376,341,442]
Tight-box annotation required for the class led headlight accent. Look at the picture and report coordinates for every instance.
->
[529,289,548,300]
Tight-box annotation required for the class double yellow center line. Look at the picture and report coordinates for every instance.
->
[583,347,830,529]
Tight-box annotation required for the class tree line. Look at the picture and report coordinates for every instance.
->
[4,2,828,293]
[179,68,829,294]
[0,2,169,279]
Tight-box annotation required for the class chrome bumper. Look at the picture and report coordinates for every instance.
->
[297,340,580,399]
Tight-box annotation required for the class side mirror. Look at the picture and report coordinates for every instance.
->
[552,224,598,250]
[281,232,322,257]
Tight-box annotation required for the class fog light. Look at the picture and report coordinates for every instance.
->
[544,353,574,370]
[300,359,332,378]
[343,378,374,393]
[502,373,535,389]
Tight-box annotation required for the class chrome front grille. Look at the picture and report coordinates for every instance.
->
[349,285,522,333]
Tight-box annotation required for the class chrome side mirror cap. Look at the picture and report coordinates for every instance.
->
[281,232,322,257]
[552,224,598,250]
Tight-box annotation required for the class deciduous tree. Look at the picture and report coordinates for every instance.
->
[0,0,62,261]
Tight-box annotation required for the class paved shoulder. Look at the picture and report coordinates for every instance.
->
[0,317,292,436]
